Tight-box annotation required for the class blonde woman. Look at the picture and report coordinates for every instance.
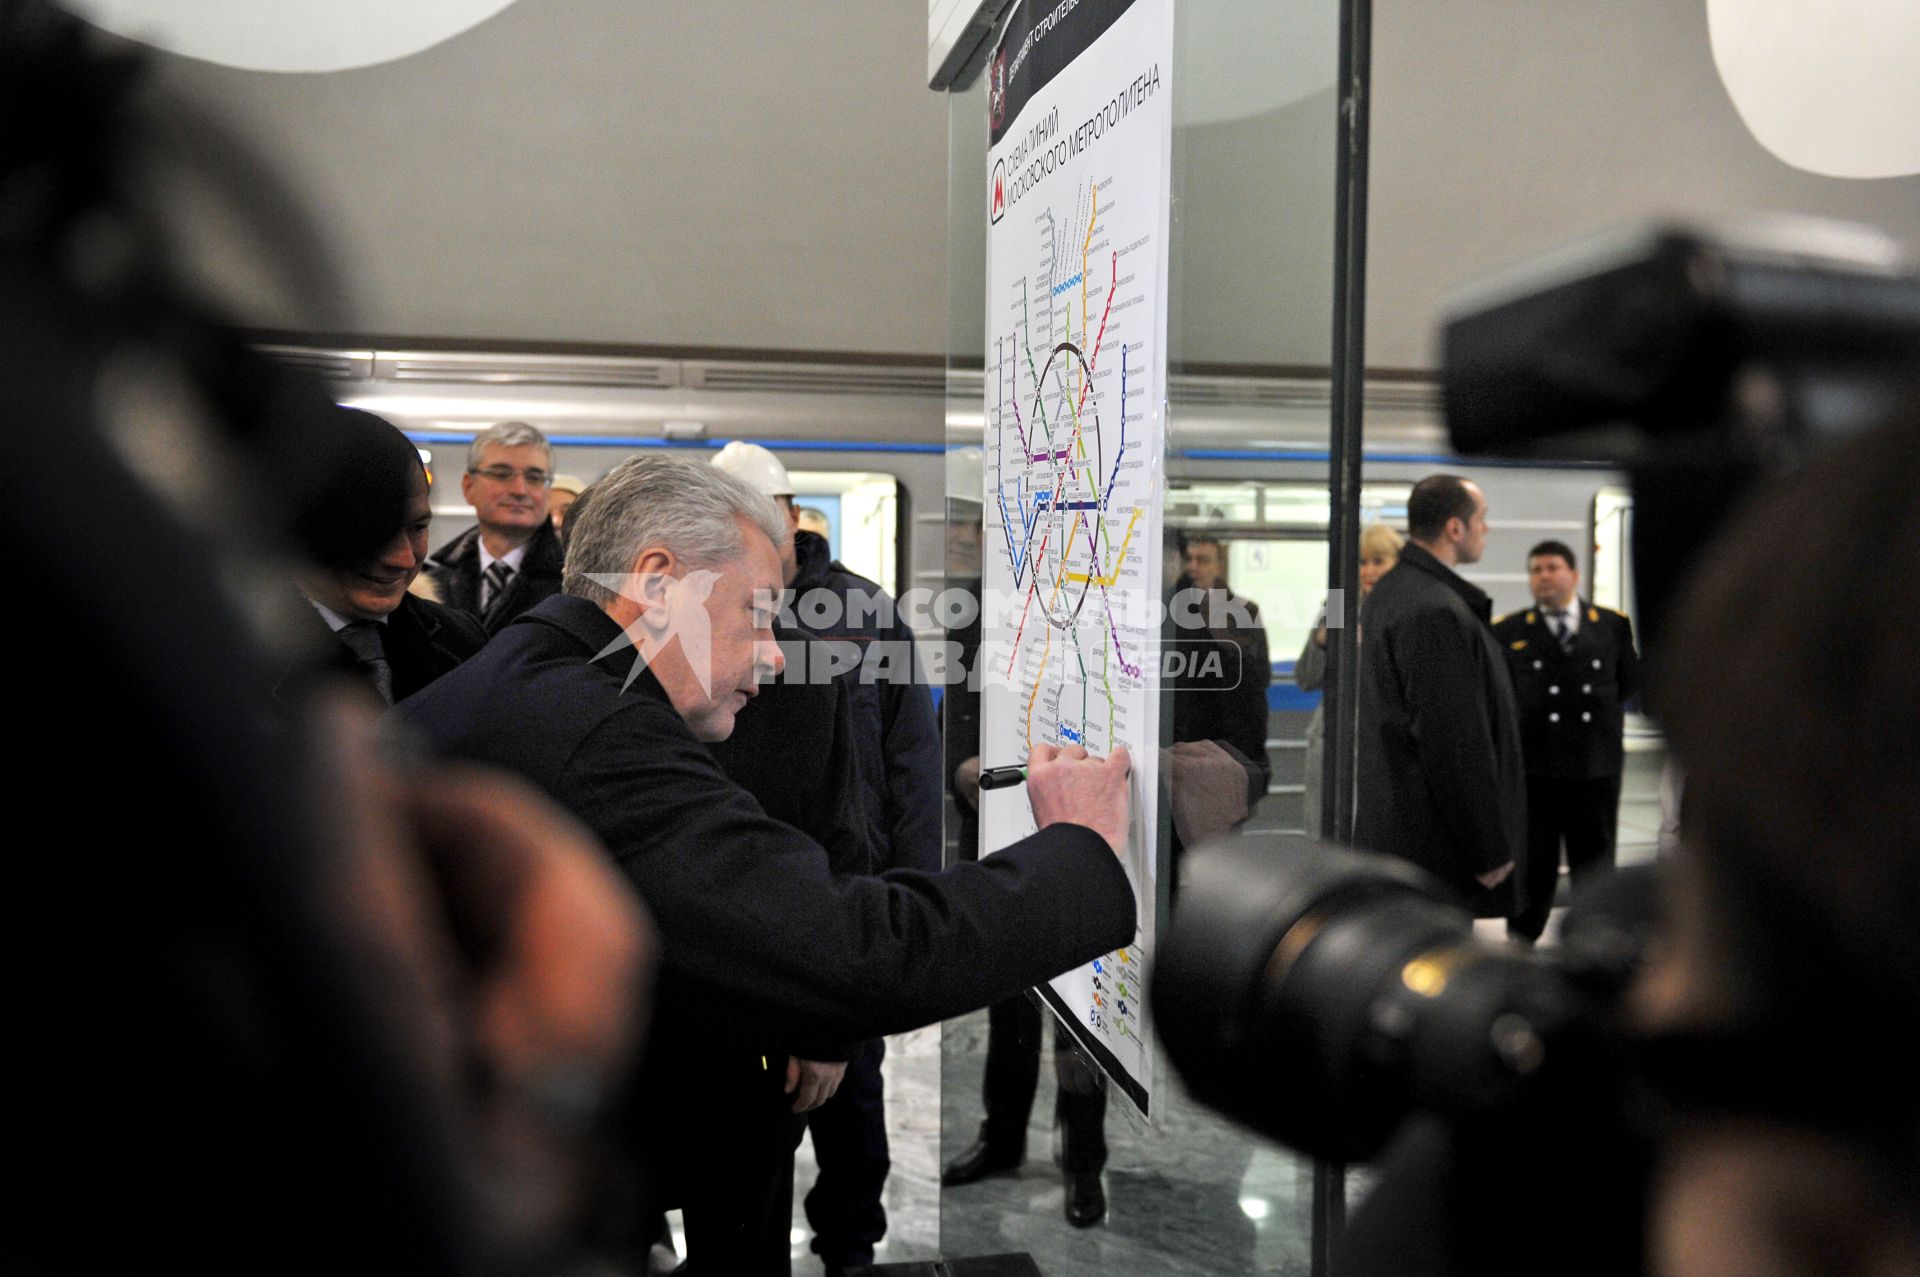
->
[1297,523,1404,835]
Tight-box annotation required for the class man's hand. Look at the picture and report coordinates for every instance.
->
[1026,742,1132,855]
[321,697,652,1244]
[955,755,982,813]
[1476,860,1516,889]
[785,1057,847,1113]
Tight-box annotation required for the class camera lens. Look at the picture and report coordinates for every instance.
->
[1153,836,1594,1162]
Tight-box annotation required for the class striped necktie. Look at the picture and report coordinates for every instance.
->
[482,560,515,611]
[1548,609,1574,652]
[336,620,394,705]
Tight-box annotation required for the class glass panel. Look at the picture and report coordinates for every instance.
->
[943,2,1344,1270]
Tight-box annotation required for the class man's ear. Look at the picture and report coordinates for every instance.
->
[627,547,679,630]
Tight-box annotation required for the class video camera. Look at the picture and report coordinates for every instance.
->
[1149,217,1920,1272]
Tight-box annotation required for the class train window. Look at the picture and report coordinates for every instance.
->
[1591,486,1635,619]
[789,470,901,596]
[1168,481,1264,524]
[1169,480,1421,663]
[1227,537,1330,661]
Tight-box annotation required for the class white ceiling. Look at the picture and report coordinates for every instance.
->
[124,0,1920,369]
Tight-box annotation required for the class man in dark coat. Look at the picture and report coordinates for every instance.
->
[396,455,1135,1274]
[711,441,945,1271]
[1354,475,1525,918]
[1492,540,1641,942]
[1177,533,1275,777]
[675,619,872,1271]
[424,419,566,635]
[292,407,485,704]
[789,526,944,875]
[785,530,944,1263]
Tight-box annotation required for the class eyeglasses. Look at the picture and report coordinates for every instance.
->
[469,465,553,487]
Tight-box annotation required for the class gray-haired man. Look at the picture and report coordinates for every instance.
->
[396,455,1134,1274]
[425,420,566,634]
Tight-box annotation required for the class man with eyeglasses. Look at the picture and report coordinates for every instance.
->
[425,420,567,635]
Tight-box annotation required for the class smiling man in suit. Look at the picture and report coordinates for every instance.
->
[294,407,485,705]
[425,419,566,634]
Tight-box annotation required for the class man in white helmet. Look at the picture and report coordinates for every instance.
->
[710,440,946,1273]
[712,440,801,581]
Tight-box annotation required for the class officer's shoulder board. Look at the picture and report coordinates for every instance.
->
[1492,610,1530,649]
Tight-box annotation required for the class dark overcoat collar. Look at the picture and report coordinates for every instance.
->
[510,593,671,705]
[1397,541,1493,622]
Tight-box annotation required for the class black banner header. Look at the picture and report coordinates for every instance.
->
[987,0,1138,146]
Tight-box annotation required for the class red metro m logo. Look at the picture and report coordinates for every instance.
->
[990,158,1007,225]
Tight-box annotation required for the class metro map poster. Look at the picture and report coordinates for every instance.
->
[978,0,1173,1118]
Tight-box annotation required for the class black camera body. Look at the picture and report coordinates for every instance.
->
[1155,837,1646,1166]
[1150,218,1920,1274]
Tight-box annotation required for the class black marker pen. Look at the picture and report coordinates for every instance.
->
[977,766,1028,791]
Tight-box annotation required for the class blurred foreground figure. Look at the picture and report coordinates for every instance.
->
[1633,417,1920,1277]
[2,4,650,1268]
[1331,418,1920,1277]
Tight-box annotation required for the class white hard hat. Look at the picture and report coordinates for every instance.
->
[711,440,794,497]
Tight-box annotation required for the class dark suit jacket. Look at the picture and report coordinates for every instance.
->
[1491,602,1641,780]
[944,577,984,863]
[395,594,1135,1043]
[290,592,486,705]
[1354,544,1526,917]
[791,531,944,874]
[1170,588,1274,792]
[423,519,565,635]
[707,622,875,1063]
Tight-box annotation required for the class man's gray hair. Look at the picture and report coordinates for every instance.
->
[466,420,551,471]
[563,455,788,606]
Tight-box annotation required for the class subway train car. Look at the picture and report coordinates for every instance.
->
[286,339,1659,850]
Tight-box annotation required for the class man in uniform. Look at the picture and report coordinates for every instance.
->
[424,420,566,634]
[1492,540,1641,943]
